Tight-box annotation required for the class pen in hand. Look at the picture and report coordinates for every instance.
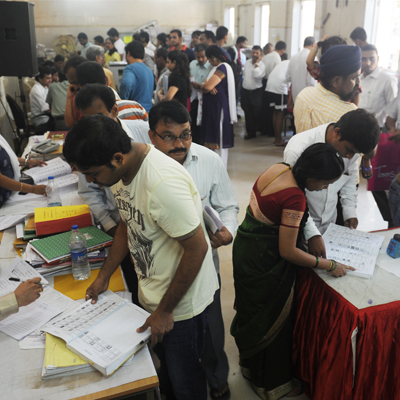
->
[9,277,46,287]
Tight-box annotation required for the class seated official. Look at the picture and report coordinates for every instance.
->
[0,278,42,321]
[0,135,46,206]
[30,65,54,132]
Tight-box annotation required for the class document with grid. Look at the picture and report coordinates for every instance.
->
[322,223,385,279]
[43,290,151,376]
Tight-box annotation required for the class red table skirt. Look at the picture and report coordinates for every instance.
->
[293,268,400,400]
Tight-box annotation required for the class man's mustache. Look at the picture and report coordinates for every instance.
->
[169,148,187,154]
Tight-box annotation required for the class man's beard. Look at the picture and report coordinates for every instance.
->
[339,85,360,102]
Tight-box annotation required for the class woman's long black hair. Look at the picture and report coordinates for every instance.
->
[292,143,344,242]
[205,44,234,71]
[167,50,192,97]
[106,37,117,56]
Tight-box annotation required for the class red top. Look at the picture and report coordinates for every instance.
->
[249,177,306,229]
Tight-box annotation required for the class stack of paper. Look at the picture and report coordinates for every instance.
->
[322,223,385,279]
[43,290,151,376]
[42,333,134,379]
[34,204,93,236]
[29,226,113,264]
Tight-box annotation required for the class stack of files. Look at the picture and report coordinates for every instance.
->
[23,215,37,240]
[42,333,134,379]
[43,290,151,376]
[38,249,109,277]
[23,157,78,193]
[34,204,93,236]
[30,226,113,264]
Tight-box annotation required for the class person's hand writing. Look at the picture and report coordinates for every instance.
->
[308,235,326,258]
[26,159,47,168]
[33,185,47,196]
[207,226,233,250]
[136,308,174,347]
[344,218,358,229]
[389,132,400,143]
[14,277,42,307]
[329,261,356,278]
[85,276,109,304]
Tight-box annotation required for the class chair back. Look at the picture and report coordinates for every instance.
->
[6,95,28,134]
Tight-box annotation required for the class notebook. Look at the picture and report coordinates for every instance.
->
[34,204,93,236]
[30,226,113,263]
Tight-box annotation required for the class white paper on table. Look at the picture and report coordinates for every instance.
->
[23,157,71,184]
[0,257,49,295]
[0,228,18,259]
[322,224,385,279]
[0,215,27,231]
[22,241,44,265]
[15,223,24,239]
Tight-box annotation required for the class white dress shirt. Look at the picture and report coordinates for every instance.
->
[78,117,151,232]
[114,38,126,61]
[29,81,50,127]
[359,67,398,127]
[266,60,290,95]
[242,59,265,90]
[183,143,239,273]
[286,48,317,101]
[261,51,281,79]
[385,94,400,129]
[284,123,359,239]
[147,42,156,52]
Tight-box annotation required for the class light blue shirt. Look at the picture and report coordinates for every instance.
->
[81,41,93,58]
[183,143,239,273]
[190,60,212,84]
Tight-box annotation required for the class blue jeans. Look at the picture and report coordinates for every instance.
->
[153,308,209,400]
[389,175,400,227]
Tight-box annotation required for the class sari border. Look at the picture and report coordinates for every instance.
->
[252,379,295,400]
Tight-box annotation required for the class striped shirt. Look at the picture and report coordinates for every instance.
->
[293,82,357,133]
[116,99,149,122]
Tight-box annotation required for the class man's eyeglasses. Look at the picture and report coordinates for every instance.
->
[152,130,192,144]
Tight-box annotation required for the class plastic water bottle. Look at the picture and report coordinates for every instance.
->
[69,225,91,280]
[46,176,62,207]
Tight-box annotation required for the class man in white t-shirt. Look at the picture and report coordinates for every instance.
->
[107,27,126,61]
[30,65,54,131]
[261,41,286,136]
[63,115,218,400]
[148,101,239,400]
[265,57,290,146]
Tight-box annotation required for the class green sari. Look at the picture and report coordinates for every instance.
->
[231,206,297,400]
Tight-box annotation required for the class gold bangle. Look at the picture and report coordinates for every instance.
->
[20,182,23,192]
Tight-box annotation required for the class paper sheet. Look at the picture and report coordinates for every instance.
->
[15,223,24,239]
[323,224,385,279]
[0,215,27,231]
[0,228,18,260]
[23,157,72,184]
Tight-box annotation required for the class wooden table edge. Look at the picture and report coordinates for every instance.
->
[71,375,159,400]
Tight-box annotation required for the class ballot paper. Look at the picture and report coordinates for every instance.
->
[44,290,151,376]
[203,206,223,234]
[0,258,66,340]
[322,224,385,279]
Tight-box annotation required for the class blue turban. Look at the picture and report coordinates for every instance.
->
[320,45,361,77]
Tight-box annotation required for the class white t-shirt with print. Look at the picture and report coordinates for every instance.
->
[112,145,218,321]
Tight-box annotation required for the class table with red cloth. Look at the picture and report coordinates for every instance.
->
[292,228,400,400]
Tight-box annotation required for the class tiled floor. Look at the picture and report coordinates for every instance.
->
[213,120,387,400]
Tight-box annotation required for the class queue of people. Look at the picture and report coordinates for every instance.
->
[1,23,399,400]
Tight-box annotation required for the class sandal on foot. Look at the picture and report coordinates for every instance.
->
[361,163,373,179]
[210,384,231,400]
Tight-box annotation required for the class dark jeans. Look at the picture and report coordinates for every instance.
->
[153,308,209,400]
[120,253,140,306]
[372,190,393,227]
[190,99,203,144]
[241,87,263,137]
[260,87,274,136]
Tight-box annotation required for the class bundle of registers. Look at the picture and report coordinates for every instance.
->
[15,204,113,277]
[0,258,152,379]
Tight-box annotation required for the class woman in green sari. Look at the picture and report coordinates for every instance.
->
[231,143,355,400]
